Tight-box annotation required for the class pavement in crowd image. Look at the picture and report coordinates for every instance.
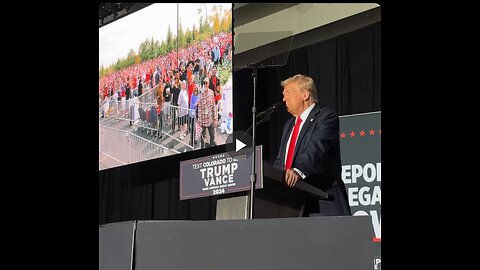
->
[99,100,229,170]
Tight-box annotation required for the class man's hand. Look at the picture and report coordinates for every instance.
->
[284,169,300,187]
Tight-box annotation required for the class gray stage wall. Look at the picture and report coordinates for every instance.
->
[99,221,136,270]
[134,216,377,270]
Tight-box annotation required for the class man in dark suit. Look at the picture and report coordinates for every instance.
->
[274,74,351,217]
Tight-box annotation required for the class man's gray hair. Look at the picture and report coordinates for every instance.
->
[280,74,318,102]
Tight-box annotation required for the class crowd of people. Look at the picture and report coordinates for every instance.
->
[100,32,233,148]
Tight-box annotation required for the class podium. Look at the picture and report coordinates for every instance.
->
[216,162,329,219]
[179,146,329,220]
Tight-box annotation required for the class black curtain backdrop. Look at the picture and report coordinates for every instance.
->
[99,22,381,225]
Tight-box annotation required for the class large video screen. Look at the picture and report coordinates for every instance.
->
[99,3,233,170]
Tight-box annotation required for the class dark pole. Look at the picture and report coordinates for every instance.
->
[248,67,258,219]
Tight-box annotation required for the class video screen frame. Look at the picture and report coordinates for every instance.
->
[99,3,233,170]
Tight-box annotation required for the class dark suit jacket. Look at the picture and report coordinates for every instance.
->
[274,104,351,216]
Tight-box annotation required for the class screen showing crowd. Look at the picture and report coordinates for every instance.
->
[99,3,233,170]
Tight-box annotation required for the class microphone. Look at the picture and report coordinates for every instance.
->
[256,102,283,119]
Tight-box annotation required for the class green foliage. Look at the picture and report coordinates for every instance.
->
[127,49,136,65]
[159,41,166,57]
[192,25,198,41]
[166,24,174,52]
[178,21,186,48]
[199,16,210,35]
[99,64,105,78]
[218,62,232,87]
[185,27,192,46]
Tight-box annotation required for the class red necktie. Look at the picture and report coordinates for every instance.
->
[285,117,302,170]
